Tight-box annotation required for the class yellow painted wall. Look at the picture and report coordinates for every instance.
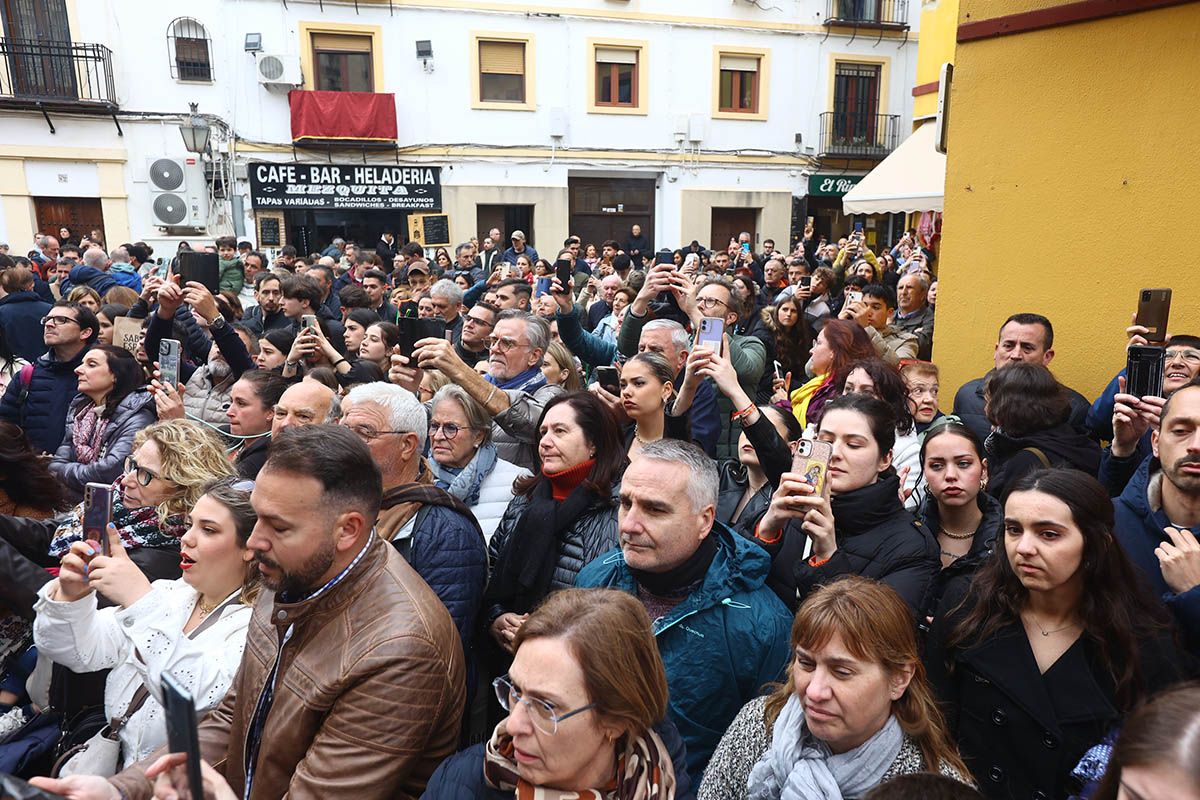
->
[913,0,959,119]
[932,0,1200,405]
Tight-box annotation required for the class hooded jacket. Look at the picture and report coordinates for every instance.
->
[764,472,940,614]
[1114,456,1200,650]
[0,346,87,454]
[50,389,157,504]
[0,291,52,362]
[985,421,1102,500]
[575,524,793,783]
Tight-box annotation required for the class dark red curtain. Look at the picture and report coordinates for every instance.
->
[288,90,397,142]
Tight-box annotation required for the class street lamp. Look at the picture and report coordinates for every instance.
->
[179,102,211,154]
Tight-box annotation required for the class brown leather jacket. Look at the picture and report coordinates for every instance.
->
[110,534,465,800]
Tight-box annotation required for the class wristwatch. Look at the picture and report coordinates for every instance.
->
[208,314,227,331]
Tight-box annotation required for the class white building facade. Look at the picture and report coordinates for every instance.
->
[0,0,919,259]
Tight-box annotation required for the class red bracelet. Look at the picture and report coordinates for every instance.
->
[755,522,784,545]
[731,403,756,422]
[808,554,830,568]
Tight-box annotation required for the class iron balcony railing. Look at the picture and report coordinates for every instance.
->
[0,38,117,110]
[818,112,901,159]
[824,0,910,28]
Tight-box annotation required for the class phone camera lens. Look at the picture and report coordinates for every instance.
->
[1142,291,1151,301]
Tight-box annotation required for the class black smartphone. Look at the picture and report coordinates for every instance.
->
[595,366,620,396]
[83,482,113,555]
[654,250,674,266]
[799,275,812,290]
[1135,288,1172,344]
[1127,344,1165,399]
[554,259,573,290]
[398,317,448,358]
[177,251,221,294]
[159,338,181,389]
[0,771,71,800]
[161,671,204,800]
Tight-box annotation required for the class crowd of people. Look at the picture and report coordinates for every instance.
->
[0,221,1194,800]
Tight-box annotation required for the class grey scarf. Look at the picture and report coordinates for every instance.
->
[746,694,903,800]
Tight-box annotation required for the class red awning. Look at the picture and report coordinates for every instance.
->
[288,90,398,143]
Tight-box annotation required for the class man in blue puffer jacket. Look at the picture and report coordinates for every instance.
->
[576,440,792,784]
[0,300,96,453]
[1114,379,1200,654]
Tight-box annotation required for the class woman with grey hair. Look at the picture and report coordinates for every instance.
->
[428,385,531,543]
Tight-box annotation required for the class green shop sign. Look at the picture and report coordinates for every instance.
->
[808,174,863,197]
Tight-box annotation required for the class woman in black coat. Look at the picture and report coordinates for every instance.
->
[755,393,939,611]
[924,468,1185,800]
[983,362,1101,500]
[915,418,1004,630]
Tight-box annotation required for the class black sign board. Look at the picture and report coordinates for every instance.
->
[421,215,450,247]
[248,162,442,211]
[259,217,281,246]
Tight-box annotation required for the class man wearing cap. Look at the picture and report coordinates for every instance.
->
[500,231,538,267]
[405,260,432,296]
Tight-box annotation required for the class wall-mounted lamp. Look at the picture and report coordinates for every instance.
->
[244,33,262,52]
[416,40,434,73]
[179,102,211,154]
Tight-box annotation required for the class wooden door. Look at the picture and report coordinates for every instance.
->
[710,207,757,252]
[568,177,655,252]
[34,197,105,243]
[2,0,77,100]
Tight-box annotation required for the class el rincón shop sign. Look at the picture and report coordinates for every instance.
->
[248,162,442,211]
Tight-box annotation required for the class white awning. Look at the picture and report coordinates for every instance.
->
[841,121,946,215]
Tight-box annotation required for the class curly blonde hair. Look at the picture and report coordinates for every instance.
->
[133,420,235,524]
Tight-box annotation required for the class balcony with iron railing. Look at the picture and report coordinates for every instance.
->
[824,0,910,29]
[818,112,902,159]
[0,38,117,111]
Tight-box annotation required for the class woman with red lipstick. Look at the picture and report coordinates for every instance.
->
[618,352,689,459]
[755,394,939,613]
[915,419,1003,630]
[33,477,257,773]
[424,588,693,799]
[924,469,1183,800]
[699,577,970,800]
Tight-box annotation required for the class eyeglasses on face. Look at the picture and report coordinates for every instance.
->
[429,422,469,440]
[464,315,495,329]
[492,675,595,735]
[485,336,527,353]
[696,296,729,310]
[41,314,79,327]
[342,422,408,442]
[124,456,165,487]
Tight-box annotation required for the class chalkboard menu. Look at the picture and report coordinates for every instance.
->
[259,216,281,246]
[410,213,451,247]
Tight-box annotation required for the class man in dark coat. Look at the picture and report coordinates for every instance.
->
[1113,379,1200,651]
[623,224,651,268]
[0,300,95,453]
[0,265,52,361]
[952,313,1091,442]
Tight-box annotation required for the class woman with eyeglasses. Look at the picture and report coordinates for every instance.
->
[424,588,693,799]
[923,469,1183,800]
[428,385,531,543]
[485,392,625,667]
[700,577,970,800]
[30,477,257,777]
[915,419,1002,629]
[49,345,156,505]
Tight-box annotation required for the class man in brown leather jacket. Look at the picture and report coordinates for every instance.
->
[103,425,466,800]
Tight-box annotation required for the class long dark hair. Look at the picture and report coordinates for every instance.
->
[90,345,147,419]
[0,325,17,375]
[835,358,915,435]
[948,468,1172,711]
[0,422,69,512]
[515,391,628,498]
[763,296,812,375]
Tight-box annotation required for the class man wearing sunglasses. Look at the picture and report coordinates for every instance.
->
[0,300,97,454]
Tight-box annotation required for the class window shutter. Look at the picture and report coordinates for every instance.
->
[595,47,637,65]
[311,33,373,52]
[479,41,525,75]
[719,54,759,72]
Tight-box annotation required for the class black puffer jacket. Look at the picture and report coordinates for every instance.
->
[484,483,619,626]
[716,412,794,541]
[762,471,939,613]
[915,490,1003,630]
[985,422,1102,500]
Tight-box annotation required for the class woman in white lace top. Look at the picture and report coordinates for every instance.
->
[33,477,259,769]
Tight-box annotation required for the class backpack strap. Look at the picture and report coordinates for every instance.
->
[16,363,34,427]
[1021,447,1052,469]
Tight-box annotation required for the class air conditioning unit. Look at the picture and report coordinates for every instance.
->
[147,157,209,229]
[256,53,302,89]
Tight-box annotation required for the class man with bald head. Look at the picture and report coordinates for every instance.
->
[271,380,340,437]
